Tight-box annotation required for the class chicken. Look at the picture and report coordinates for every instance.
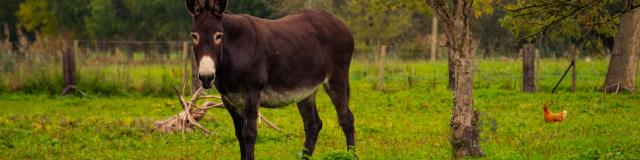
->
[543,104,567,123]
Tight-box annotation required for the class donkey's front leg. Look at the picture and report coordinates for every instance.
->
[223,98,247,159]
[241,91,260,160]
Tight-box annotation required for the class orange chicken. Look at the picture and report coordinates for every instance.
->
[543,105,567,123]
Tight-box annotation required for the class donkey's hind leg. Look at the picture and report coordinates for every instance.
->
[297,92,323,158]
[324,71,355,151]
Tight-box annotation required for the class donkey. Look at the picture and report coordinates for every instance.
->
[185,0,355,159]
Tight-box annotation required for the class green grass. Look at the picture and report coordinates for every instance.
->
[1,59,639,159]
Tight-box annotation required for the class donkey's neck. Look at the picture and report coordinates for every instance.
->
[217,14,261,70]
[222,14,254,40]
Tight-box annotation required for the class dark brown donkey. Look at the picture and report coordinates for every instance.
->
[185,0,355,159]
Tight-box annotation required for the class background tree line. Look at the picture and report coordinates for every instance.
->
[0,0,626,58]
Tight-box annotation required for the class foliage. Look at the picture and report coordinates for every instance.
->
[0,0,22,22]
[15,0,190,40]
[85,0,125,40]
[0,0,23,39]
[341,0,413,53]
[126,0,191,40]
[263,0,413,56]
[16,0,88,37]
[227,0,275,18]
[499,0,639,52]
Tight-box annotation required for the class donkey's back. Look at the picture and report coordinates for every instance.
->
[232,10,354,108]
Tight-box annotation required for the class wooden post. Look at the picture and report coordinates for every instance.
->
[73,40,80,55]
[126,48,134,63]
[185,42,201,93]
[430,16,438,62]
[407,66,416,89]
[126,41,134,63]
[61,48,76,96]
[377,45,387,91]
[522,43,535,93]
[182,41,189,59]
[571,45,578,93]
[535,49,541,92]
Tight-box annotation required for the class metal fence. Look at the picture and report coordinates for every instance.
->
[0,40,193,96]
[0,40,619,96]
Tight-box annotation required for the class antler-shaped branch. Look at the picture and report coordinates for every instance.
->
[155,87,283,134]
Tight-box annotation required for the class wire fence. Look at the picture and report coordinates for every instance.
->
[0,40,621,96]
[0,40,194,96]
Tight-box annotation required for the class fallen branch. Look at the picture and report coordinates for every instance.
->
[154,87,213,134]
[259,112,283,132]
[154,87,283,134]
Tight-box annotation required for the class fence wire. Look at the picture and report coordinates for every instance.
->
[0,40,620,96]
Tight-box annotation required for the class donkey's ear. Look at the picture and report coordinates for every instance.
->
[185,0,201,16]
[209,0,228,17]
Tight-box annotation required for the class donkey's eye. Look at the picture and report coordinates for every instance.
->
[191,32,200,44]
[213,32,224,45]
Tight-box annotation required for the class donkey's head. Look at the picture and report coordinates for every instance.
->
[186,0,228,89]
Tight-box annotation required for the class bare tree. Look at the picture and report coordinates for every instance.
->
[603,7,640,93]
[425,0,484,158]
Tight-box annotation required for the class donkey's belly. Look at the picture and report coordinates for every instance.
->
[260,86,318,107]
[223,86,319,109]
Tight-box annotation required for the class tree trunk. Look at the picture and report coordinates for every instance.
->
[535,49,541,92]
[448,48,456,90]
[602,8,640,93]
[571,46,578,93]
[426,0,484,158]
[431,16,439,62]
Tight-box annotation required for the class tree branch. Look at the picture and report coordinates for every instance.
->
[426,0,453,26]
[518,0,601,40]
[502,1,556,12]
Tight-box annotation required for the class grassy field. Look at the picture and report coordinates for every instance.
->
[1,59,639,159]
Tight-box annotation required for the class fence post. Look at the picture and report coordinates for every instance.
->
[73,40,80,55]
[377,45,387,91]
[522,43,535,93]
[571,45,578,93]
[61,48,76,96]
[185,41,201,93]
[182,41,189,59]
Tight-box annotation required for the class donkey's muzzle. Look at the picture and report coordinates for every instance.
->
[199,75,214,89]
